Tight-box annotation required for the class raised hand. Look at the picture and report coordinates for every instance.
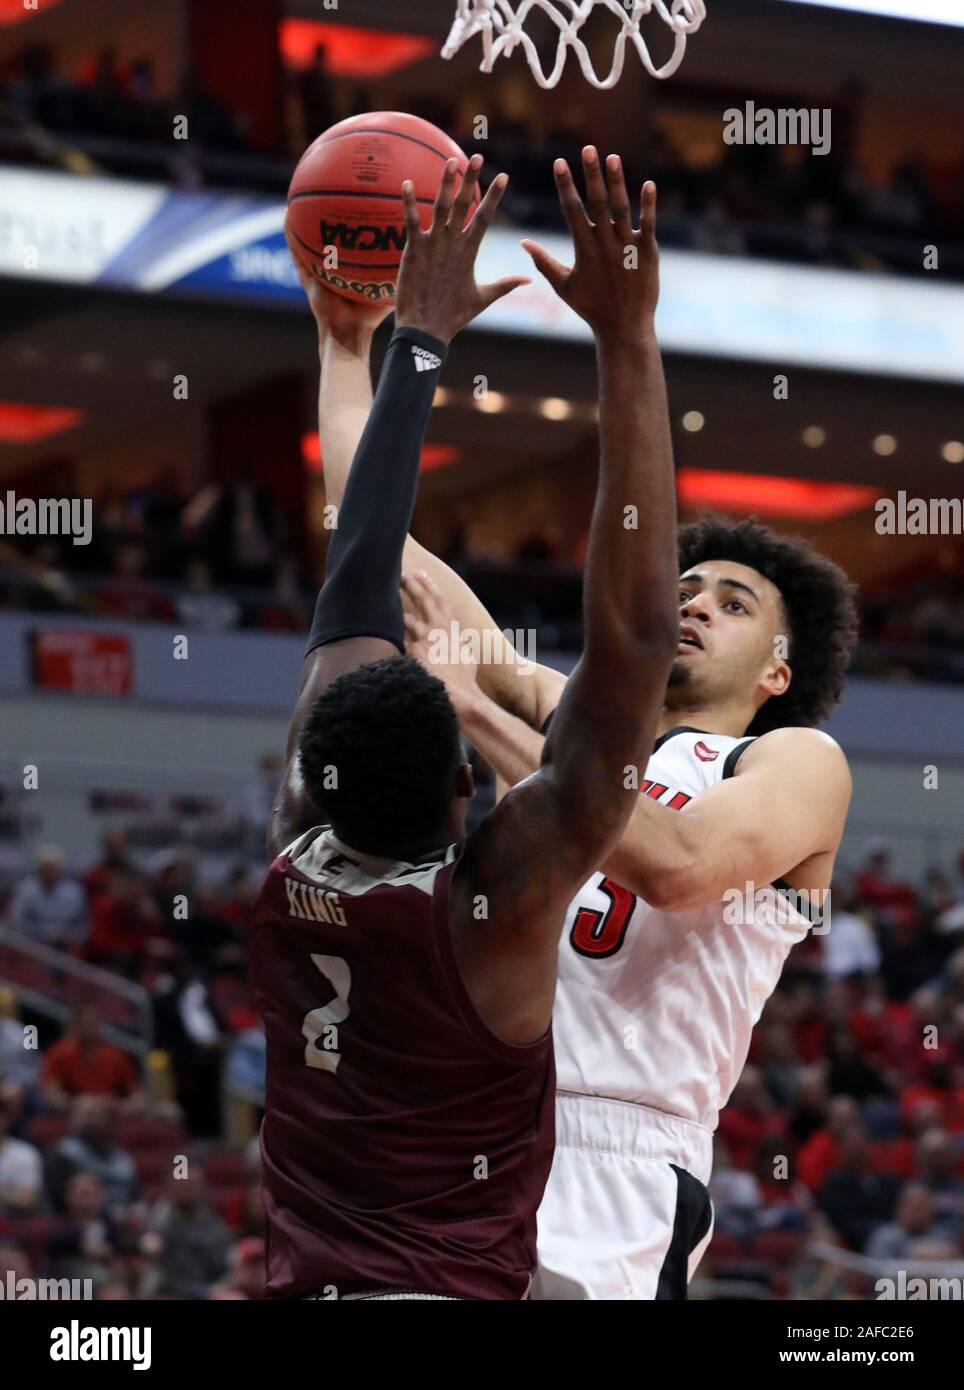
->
[284,213,392,353]
[395,153,529,344]
[521,147,659,346]
[402,570,480,712]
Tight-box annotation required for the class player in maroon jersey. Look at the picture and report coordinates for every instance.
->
[249,151,679,1299]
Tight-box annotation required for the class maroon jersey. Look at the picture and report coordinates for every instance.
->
[249,826,555,1300]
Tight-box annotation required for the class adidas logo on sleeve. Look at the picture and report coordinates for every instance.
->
[412,345,443,372]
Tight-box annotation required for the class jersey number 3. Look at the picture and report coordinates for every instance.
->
[570,877,636,959]
[302,953,351,1073]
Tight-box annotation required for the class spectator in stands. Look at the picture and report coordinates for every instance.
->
[241,751,283,856]
[172,883,242,974]
[878,905,952,1003]
[40,1003,142,1110]
[935,853,964,936]
[98,539,175,623]
[0,1241,33,1290]
[786,1063,831,1147]
[224,1177,266,1239]
[105,1228,163,1299]
[218,867,254,931]
[46,1171,122,1285]
[751,1136,813,1233]
[87,46,127,133]
[258,557,307,631]
[818,1123,900,1250]
[6,846,87,947]
[822,881,881,978]
[185,459,283,588]
[175,558,240,632]
[856,842,918,916]
[87,867,165,971]
[46,1095,139,1214]
[210,1235,265,1300]
[798,1095,861,1193]
[151,1172,232,1299]
[865,1182,957,1261]
[717,1066,785,1170]
[707,1138,762,1239]
[0,1094,42,1211]
[0,987,41,1090]
[914,1128,964,1244]
[300,43,335,142]
[85,826,133,904]
[826,1024,891,1101]
[178,69,244,152]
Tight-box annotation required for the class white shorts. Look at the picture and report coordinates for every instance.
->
[533,1092,715,1301]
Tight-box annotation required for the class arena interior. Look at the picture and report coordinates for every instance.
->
[1,0,964,1309]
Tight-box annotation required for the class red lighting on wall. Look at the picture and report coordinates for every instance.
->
[302,432,458,474]
[0,0,62,23]
[280,20,436,80]
[677,469,878,521]
[0,402,84,443]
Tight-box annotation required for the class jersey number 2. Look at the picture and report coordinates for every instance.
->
[570,877,636,959]
[302,954,351,1073]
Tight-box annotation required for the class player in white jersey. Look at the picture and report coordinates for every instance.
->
[302,165,859,1299]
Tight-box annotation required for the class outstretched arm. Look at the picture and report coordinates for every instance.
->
[449,151,680,1042]
[290,242,560,734]
[269,157,525,857]
[406,587,850,913]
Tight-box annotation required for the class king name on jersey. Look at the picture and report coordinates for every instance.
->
[284,877,347,925]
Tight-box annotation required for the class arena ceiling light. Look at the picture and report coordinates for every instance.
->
[772,1,964,28]
[0,402,84,444]
[280,20,436,78]
[941,441,964,464]
[677,469,878,521]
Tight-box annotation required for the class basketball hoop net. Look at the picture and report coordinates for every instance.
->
[442,0,707,89]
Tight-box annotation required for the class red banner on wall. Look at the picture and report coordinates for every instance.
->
[31,630,133,697]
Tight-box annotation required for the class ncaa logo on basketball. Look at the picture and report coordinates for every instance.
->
[319,221,406,254]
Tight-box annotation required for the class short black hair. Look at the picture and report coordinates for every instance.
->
[298,654,462,857]
[678,513,859,735]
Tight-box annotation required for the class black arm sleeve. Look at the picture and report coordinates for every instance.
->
[305,325,447,656]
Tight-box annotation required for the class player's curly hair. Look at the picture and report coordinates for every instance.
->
[298,654,463,858]
[677,513,859,735]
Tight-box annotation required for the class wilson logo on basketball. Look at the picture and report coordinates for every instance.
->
[694,741,719,762]
[319,221,406,253]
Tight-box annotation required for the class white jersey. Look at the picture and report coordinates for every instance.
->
[552,726,813,1134]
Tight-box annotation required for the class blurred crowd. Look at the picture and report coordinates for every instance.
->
[0,747,277,1300]
[708,845,964,1295]
[2,40,963,277]
[0,43,248,186]
[4,465,964,685]
[466,98,964,278]
[3,822,964,1297]
[3,462,312,635]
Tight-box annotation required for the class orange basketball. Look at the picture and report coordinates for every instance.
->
[287,111,477,306]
